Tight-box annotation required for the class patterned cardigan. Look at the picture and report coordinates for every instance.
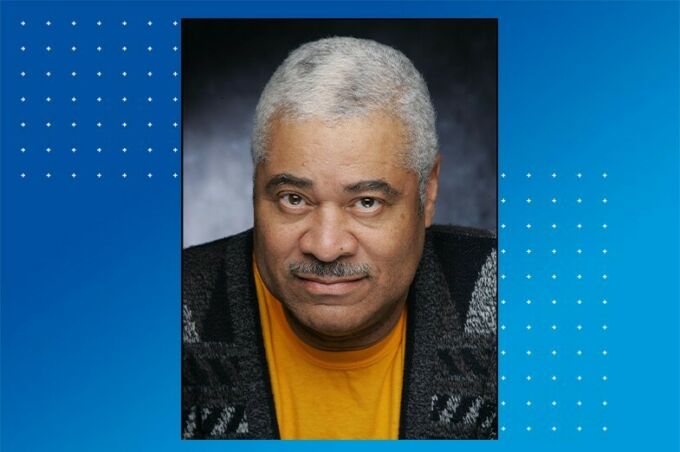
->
[182,224,498,439]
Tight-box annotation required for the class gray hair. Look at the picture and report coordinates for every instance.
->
[251,37,439,205]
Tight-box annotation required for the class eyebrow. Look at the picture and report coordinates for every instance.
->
[265,173,313,196]
[344,179,401,197]
[264,174,401,198]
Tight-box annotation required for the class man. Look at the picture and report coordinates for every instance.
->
[182,37,497,440]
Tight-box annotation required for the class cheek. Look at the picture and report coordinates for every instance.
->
[359,219,424,279]
[255,207,303,264]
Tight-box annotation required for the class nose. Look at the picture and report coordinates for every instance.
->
[299,204,358,262]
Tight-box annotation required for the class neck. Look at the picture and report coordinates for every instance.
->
[281,298,407,352]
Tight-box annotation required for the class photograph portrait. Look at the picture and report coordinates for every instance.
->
[1,1,677,450]
[181,19,498,440]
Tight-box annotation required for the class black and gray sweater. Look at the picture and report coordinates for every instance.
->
[182,225,498,439]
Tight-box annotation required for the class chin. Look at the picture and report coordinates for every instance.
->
[299,306,367,338]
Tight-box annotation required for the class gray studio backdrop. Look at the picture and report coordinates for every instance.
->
[183,20,497,248]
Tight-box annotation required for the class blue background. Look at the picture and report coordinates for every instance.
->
[1,1,678,451]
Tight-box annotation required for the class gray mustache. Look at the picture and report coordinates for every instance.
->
[289,260,372,278]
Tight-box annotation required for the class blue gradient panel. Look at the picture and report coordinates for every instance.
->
[1,2,678,452]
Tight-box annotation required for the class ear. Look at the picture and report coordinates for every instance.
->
[424,154,441,228]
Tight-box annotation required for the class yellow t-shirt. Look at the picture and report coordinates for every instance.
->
[253,262,406,439]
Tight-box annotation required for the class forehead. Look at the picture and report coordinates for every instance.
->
[262,112,409,175]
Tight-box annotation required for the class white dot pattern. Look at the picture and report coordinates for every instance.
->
[12,17,180,182]
[499,170,609,437]
[8,12,615,441]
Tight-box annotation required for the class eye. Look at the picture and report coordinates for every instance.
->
[353,197,383,214]
[279,193,308,209]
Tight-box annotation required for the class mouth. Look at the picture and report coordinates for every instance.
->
[294,275,367,296]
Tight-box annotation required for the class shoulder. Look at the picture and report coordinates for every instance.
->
[426,224,497,333]
[428,224,496,257]
[426,224,497,284]
[183,229,253,291]
[182,228,254,298]
[182,229,253,343]
[405,225,498,438]
[183,229,253,271]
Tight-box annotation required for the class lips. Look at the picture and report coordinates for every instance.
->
[295,275,367,296]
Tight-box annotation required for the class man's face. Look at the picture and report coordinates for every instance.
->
[253,112,438,347]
